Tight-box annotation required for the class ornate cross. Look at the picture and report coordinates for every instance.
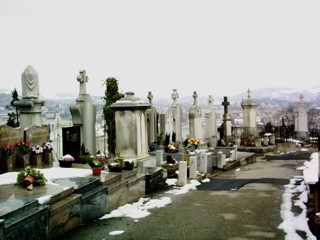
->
[222,96,230,114]
[77,70,88,95]
[193,91,198,105]
[147,91,153,104]
[247,89,251,98]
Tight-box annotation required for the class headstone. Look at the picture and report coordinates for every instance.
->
[62,126,81,161]
[13,65,45,130]
[146,91,158,145]
[221,96,232,142]
[294,94,308,140]
[241,89,258,137]
[170,89,183,142]
[255,136,262,147]
[178,161,187,186]
[204,95,218,147]
[110,92,151,159]
[217,151,226,169]
[262,135,269,146]
[199,153,208,174]
[189,91,202,139]
[189,156,197,179]
[69,70,97,155]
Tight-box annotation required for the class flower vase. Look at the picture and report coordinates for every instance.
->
[59,160,72,168]
[43,151,53,166]
[17,154,30,168]
[6,155,13,172]
[31,154,42,168]
[91,166,103,176]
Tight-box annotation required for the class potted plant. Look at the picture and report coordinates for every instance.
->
[122,159,134,170]
[87,153,108,176]
[0,144,14,172]
[43,142,53,165]
[16,166,47,189]
[15,140,30,168]
[59,154,75,168]
[107,151,123,172]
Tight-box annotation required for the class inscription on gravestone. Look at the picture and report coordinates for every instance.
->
[63,126,81,162]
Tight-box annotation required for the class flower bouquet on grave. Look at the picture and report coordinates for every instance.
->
[32,145,43,155]
[43,142,53,152]
[107,151,123,172]
[59,154,75,168]
[0,144,14,172]
[89,153,109,175]
[1,144,14,159]
[15,140,30,155]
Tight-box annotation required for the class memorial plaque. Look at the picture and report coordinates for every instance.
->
[62,126,81,162]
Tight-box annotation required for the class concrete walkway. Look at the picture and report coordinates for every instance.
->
[59,157,309,240]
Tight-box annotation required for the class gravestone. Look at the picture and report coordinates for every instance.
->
[110,92,151,160]
[204,95,218,147]
[221,96,232,142]
[170,89,183,142]
[159,108,174,139]
[13,65,45,130]
[189,91,202,139]
[241,89,258,137]
[69,70,97,155]
[145,91,158,145]
[294,95,308,140]
[62,126,81,161]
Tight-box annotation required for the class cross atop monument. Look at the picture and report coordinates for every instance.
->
[222,96,230,114]
[247,89,251,98]
[193,91,198,105]
[77,70,88,95]
[147,91,153,104]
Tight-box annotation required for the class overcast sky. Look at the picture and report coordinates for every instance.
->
[1,0,320,100]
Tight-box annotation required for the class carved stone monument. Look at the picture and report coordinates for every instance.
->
[70,70,97,156]
[110,92,151,160]
[241,89,258,137]
[170,89,183,142]
[294,94,308,140]
[204,95,218,147]
[14,65,45,130]
[221,96,232,142]
[145,91,158,145]
[189,91,202,139]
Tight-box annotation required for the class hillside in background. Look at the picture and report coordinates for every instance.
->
[1,87,320,110]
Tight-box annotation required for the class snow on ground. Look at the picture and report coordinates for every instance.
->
[0,154,319,238]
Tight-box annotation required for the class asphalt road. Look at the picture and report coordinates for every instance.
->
[60,156,308,240]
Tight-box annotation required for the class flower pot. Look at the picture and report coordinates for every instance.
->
[108,164,122,172]
[23,175,35,188]
[59,160,72,168]
[91,166,103,176]
[122,162,134,170]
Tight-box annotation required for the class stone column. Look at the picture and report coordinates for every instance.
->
[178,161,187,186]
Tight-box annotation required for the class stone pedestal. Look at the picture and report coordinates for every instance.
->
[13,99,45,130]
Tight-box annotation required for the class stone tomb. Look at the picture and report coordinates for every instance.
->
[0,167,152,240]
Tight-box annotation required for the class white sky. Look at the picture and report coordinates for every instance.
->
[1,0,320,99]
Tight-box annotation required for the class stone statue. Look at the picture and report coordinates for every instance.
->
[171,89,179,105]
[147,91,153,105]
[193,91,198,105]
[21,65,39,99]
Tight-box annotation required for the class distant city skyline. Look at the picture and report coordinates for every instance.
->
[1,1,320,100]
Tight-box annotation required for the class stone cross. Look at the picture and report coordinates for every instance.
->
[147,91,153,105]
[77,70,88,95]
[247,89,251,98]
[222,96,230,114]
[193,91,198,105]
[171,89,179,105]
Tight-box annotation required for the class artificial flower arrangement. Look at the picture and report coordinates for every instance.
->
[61,154,75,161]
[43,142,53,152]
[15,140,30,155]
[188,137,200,147]
[32,145,43,155]
[1,144,14,158]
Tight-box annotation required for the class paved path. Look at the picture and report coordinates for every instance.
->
[60,157,308,240]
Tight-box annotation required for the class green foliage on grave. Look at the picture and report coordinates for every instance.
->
[6,88,20,127]
[102,77,124,157]
[16,166,47,187]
